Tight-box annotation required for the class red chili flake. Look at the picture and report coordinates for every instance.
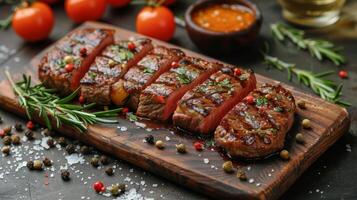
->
[79,95,85,104]
[80,47,87,57]
[128,42,136,51]
[245,95,254,104]
[194,141,204,151]
[122,108,129,114]
[0,129,4,138]
[65,64,74,72]
[234,68,241,76]
[339,70,348,79]
[155,95,165,104]
[26,121,35,130]
[93,181,105,193]
[171,61,179,68]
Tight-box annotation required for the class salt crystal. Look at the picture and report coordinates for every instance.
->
[15,161,27,172]
[135,122,146,128]
[152,184,158,187]
[120,126,128,132]
[65,154,85,166]
[203,158,209,164]
[248,178,255,183]
[165,136,170,141]
[346,144,352,152]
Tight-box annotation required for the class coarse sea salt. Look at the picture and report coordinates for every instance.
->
[65,154,85,166]
[203,158,209,164]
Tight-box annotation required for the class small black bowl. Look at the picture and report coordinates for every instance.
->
[185,0,262,54]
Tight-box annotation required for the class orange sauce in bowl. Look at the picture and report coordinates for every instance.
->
[192,4,256,33]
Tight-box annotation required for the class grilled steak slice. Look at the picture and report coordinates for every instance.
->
[214,84,296,159]
[38,28,114,95]
[80,39,153,105]
[173,66,256,135]
[111,46,185,110]
[137,57,221,121]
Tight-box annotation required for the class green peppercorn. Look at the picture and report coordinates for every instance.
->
[237,169,247,181]
[1,146,10,156]
[108,59,117,68]
[280,150,290,160]
[90,157,100,167]
[80,145,90,155]
[61,170,70,181]
[145,135,155,144]
[100,155,110,165]
[297,100,306,109]
[3,136,12,145]
[155,140,164,149]
[64,55,74,64]
[25,130,34,140]
[3,126,12,136]
[110,184,125,196]
[302,119,311,129]
[58,137,67,147]
[176,143,186,154]
[11,134,21,145]
[14,123,23,132]
[27,161,34,170]
[65,144,76,154]
[47,138,55,148]
[33,160,43,170]
[43,157,52,167]
[222,161,234,173]
[105,167,114,176]
[295,133,305,144]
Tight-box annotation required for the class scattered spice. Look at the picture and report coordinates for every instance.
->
[297,100,306,109]
[302,119,311,129]
[64,55,74,64]
[58,137,67,147]
[155,140,165,149]
[222,161,234,173]
[3,126,12,135]
[237,169,247,181]
[1,146,10,156]
[145,135,155,145]
[25,130,34,140]
[0,129,4,138]
[127,42,136,51]
[93,181,106,193]
[110,184,125,197]
[233,68,241,76]
[14,123,23,132]
[108,59,117,68]
[80,145,90,155]
[47,138,55,148]
[26,121,35,130]
[3,136,12,145]
[176,143,187,154]
[194,141,204,151]
[280,150,290,160]
[80,47,87,57]
[100,155,110,165]
[33,160,43,170]
[105,167,114,176]
[295,133,305,144]
[43,157,52,167]
[11,134,21,145]
[91,156,100,167]
[339,70,348,79]
[27,161,34,170]
[61,170,71,181]
[65,144,76,154]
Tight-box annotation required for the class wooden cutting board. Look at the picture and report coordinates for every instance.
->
[0,22,350,200]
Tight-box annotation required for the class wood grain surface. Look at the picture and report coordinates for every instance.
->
[0,22,351,200]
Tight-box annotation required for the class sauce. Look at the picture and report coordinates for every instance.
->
[192,4,256,33]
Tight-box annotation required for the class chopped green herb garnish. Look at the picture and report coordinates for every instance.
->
[74,58,82,66]
[56,59,66,69]
[205,139,215,148]
[127,113,138,122]
[274,107,284,112]
[88,72,97,79]
[143,67,154,74]
[176,67,191,85]
[239,74,249,81]
[217,79,232,89]
[256,97,268,106]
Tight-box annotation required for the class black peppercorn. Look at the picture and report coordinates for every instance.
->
[3,136,12,145]
[25,130,34,140]
[105,167,114,176]
[1,146,10,156]
[27,161,34,170]
[237,169,247,181]
[100,155,110,165]
[145,135,154,144]
[43,157,52,167]
[11,134,21,145]
[3,126,12,136]
[110,184,125,197]
[90,156,100,167]
[61,170,70,181]
[14,123,23,132]
[65,144,76,154]
[47,138,55,148]
[80,145,90,155]
[58,137,67,147]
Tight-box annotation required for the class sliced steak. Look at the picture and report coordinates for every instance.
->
[80,39,153,105]
[137,57,221,121]
[38,28,114,95]
[214,84,296,159]
[173,66,256,135]
[111,46,185,110]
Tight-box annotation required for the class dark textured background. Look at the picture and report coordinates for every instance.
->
[0,0,356,199]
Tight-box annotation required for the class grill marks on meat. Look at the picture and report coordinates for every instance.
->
[111,46,185,109]
[38,29,114,95]
[137,57,221,121]
[214,84,296,159]
[80,39,153,105]
[173,66,256,135]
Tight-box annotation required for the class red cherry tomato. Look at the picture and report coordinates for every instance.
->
[65,0,106,23]
[136,6,175,41]
[106,0,131,7]
[12,2,54,42]
[65,63,74,72]
[245,95,254,104]
[26,121,35,130]
[38,0,60,4]
[93,181,105,193]
[194,141,204,151]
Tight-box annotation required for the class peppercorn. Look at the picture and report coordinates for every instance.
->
[64,55,74,64]
[61,170,71,181]
[25,130,34,140]
[11,134,21,145]
[80,145,90,155]
[105,167,114,176]
[80,47,87,57]
[33,160,43,170]
[110,184,125,197]
[65,144,76,154]
[14,123,23,132]
[45,138,54,148]
[237,169,247,181]
[295,133,305,144]
[280,150,290,160]
[302,119,311,129]
[26,121,35,130]
[145,135,155,145]
[194,141,204,151]
[91,156,100,167]
[155,140,164,149]
[1,146,10,156]
[43,157,52,167]
[108,59,116,68]
[296,100,306,109]
[176,143,186,154]
[27,161,34,170]
[3,126,12,136]
[0,129,4,138]
[222,161,234,173]
[100,155,110,165]
[3,136,12,145]
[58,137,67,147]
[93,181,105,193]
[339,70,348,79]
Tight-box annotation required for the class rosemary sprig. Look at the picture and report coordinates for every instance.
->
[5,71,121,133]
[262,54,350,107]
[271,23,346,66]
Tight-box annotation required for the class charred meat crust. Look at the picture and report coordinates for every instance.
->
[214,83,296,159]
